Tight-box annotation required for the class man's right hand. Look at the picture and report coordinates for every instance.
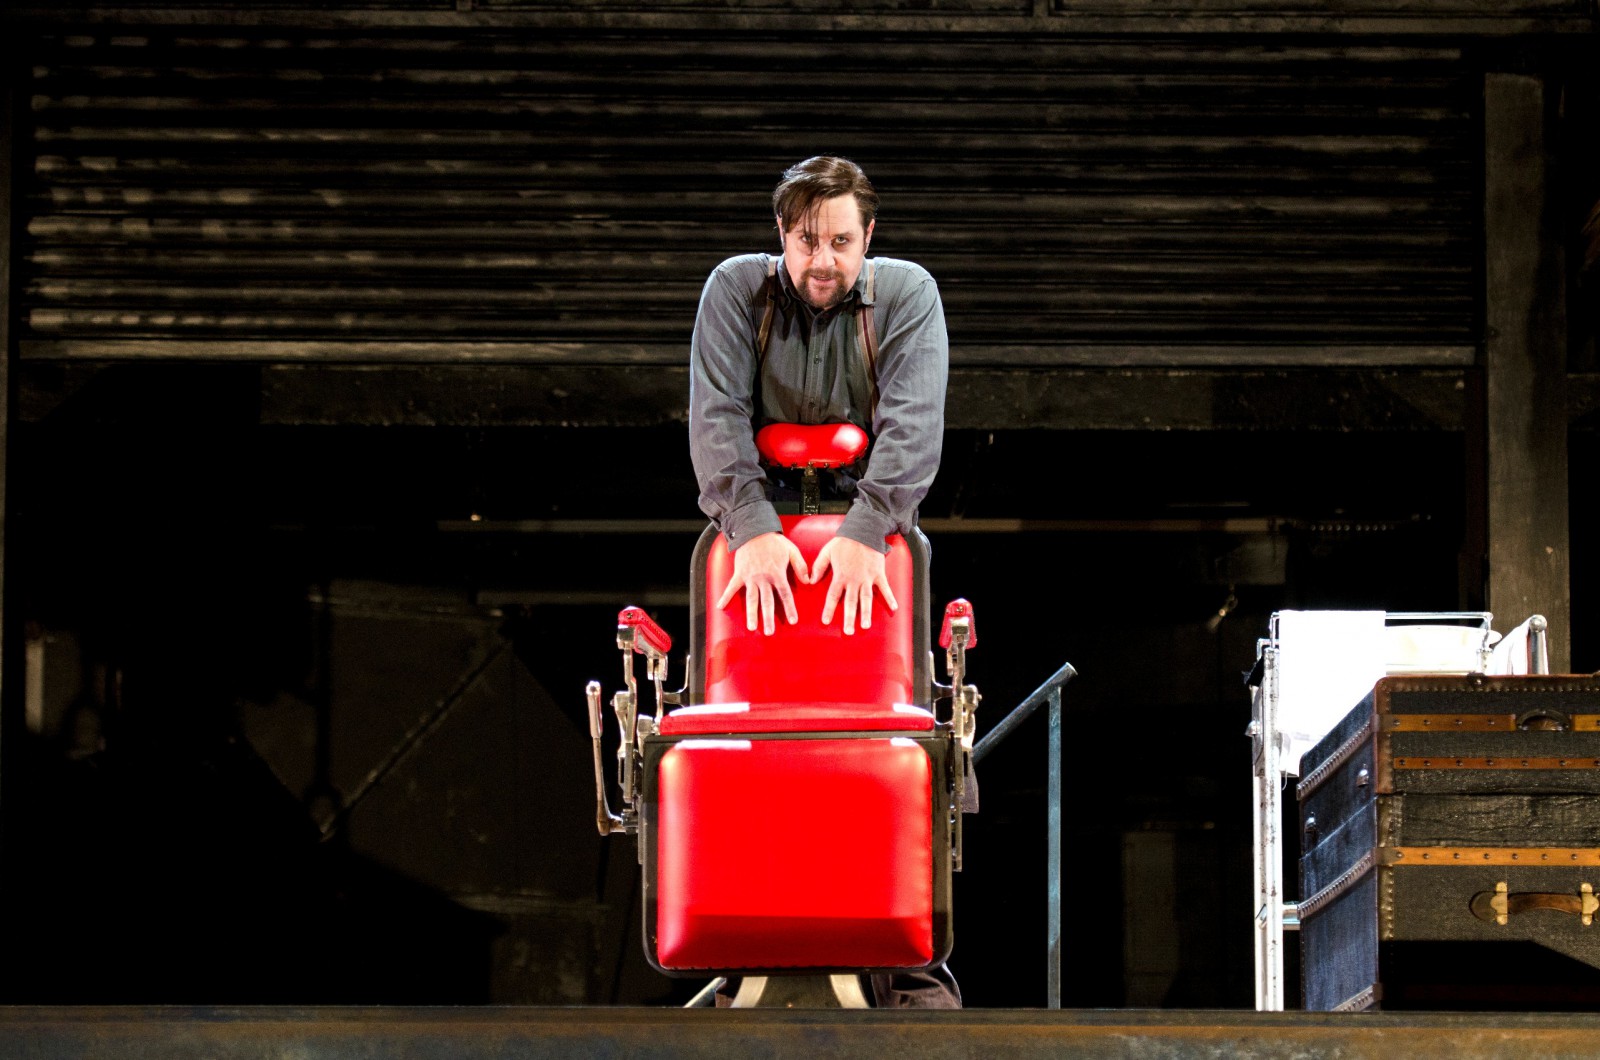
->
[716,531,810,635]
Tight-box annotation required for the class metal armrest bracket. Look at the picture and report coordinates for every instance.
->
[586,606,676,838]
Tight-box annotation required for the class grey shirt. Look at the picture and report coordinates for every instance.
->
[689,252,948,554]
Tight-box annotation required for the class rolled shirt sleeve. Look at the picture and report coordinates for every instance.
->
[689,257,782,550]
[837,263,948,553]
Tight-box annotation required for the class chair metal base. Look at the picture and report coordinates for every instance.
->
[730,975,870,1009]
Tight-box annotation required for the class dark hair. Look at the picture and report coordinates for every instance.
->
[772,156,878,235]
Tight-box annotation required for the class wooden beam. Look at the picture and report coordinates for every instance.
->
[0,76,13,847]
[1484,71,1570,670]
[242,364,1474,432]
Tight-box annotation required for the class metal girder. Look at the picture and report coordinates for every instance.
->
[247,364,1476,432]
[945,368,1469,432]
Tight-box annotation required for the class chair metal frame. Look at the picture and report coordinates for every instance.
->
[586,507,980,990]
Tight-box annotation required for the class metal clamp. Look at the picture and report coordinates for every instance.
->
[800,466,822,514]
[942,599,979,736]
[618,605,672,721]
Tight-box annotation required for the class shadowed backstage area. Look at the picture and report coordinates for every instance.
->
[1,392,1528,1008]
[1,0,1599,1049]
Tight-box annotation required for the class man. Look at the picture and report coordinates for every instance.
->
[688,156,959,1009]
[689,156,949,637]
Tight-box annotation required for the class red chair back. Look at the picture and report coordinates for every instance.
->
[700,514,917,707]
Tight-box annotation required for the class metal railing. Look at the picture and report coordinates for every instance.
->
[973,660,1078,1009]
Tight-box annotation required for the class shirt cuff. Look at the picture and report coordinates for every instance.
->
[837,502,898,554]
[722,498,783,552]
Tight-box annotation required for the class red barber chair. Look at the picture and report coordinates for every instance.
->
[586,423,980,1007]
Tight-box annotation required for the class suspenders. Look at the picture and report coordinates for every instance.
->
[756,256,880,425]
[859,261,880,425]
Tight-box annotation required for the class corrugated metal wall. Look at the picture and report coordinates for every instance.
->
[18,28,1479,367]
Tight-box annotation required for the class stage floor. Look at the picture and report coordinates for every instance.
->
[5,1006,1600,1059]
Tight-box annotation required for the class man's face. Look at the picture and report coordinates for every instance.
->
[779,193,874,311]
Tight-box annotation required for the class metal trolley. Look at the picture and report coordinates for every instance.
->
[1248,610,1549,1011]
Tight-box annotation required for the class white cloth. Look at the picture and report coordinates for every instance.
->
[1274,610,1388,774]
[1488,617,1534,675]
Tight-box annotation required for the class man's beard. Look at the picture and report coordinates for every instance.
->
[799,268,849,310]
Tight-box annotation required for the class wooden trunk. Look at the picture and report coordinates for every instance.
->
[1297,675,1600,1011]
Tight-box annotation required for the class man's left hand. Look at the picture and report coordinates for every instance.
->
[811,535,899,636]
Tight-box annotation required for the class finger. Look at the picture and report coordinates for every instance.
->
[820,577,840,626]
[789,547,811,585]
[777,581,798,627]
[860,582,873,630]
[745,578,759,632]
[878,576,899,614]
[759,582,776,636]
[843,584,859,636]
[716,573,741,611]
[809,546,832,586]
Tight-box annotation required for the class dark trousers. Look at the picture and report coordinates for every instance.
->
[869,964,963,1008]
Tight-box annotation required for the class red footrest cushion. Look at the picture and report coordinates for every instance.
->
[655,737,934,971]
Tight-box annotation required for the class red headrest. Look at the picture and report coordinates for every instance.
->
[755,423,869,469]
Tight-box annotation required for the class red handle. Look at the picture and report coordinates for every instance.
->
[939,598,977,650]
[618,606,672,655]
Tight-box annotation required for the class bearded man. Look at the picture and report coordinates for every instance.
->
[687,156,958,1009]
[689,155,949,639]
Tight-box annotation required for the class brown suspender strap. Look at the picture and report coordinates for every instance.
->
[755,255,779,366]
[858,259,879,426]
